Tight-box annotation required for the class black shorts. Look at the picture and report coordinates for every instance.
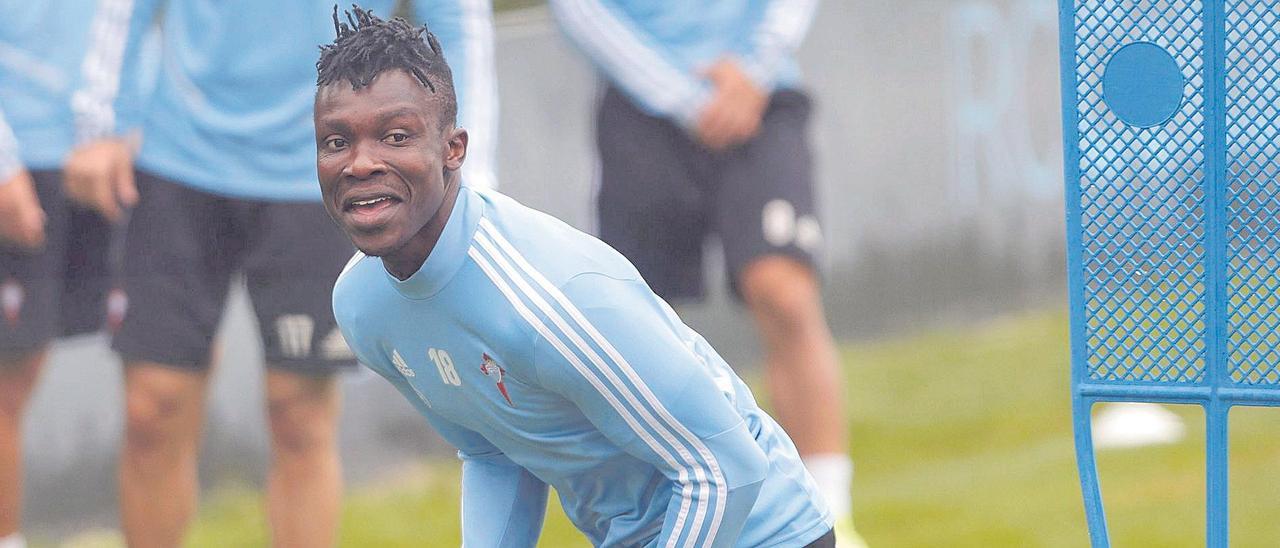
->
[112,171,356,374]
[596,85,823,302]
[0,170,119,355]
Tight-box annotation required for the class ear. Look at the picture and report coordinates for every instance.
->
[444,127,468,172]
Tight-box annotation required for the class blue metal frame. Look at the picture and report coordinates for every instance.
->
[1061,1,1280,546]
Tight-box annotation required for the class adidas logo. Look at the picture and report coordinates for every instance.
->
[391,349,415,377]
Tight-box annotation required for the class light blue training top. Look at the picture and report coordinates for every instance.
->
[73,0,497,200]
[333,186,832,547]
[549,0,819,128]
[0,0,154,180]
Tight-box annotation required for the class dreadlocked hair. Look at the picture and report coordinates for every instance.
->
[316,4,457,126]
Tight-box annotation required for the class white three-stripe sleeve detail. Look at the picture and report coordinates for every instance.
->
[756,0,820,56]
[466,244,704,547]
[742,0,820,89]
[471,233,708,546]
[476,221,728,544]
[73,0,136,142]
[473,223,728,547]
[458,0,498,190]
[548,0,709,126]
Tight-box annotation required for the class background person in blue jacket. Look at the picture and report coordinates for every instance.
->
[319,7,835,546]
[61,1,495,546]
[0,114,45,251]
[548,0,866,544]
[0,2,148,545]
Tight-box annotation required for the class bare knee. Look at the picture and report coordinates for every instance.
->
[125,388,193,451]
[0,350,45,419]
[267,373,338,457]
[123,365,206,451]
[740,256,825,337]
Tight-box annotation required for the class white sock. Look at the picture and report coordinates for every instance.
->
[0,532,26,548]
[803,453,854,519]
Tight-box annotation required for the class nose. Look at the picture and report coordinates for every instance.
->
[345,142,387,180]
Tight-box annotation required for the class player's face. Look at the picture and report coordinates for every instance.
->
[314,70,466,260]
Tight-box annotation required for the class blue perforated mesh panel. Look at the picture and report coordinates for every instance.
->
[1226,1,1280,386]
[1061,2,1280,544]
[1073,1,1207,383]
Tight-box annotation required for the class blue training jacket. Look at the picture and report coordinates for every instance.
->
[334,186,833,547]
[0,0,154,180]
[74,0,497,200]
[549,0,819,128]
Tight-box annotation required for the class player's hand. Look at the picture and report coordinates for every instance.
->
[695,57,768,151]
[64,138,137,223]
[0,169,47,250]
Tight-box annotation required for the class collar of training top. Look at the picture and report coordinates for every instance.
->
[385,185,482,300]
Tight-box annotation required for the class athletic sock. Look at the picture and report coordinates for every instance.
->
[803,453,854,519]
[0,532,26,548]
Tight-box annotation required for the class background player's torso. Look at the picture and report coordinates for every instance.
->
[138,0,403,201]
[0,0,105,168]
[604,0,776,64]
[133,0,489,201]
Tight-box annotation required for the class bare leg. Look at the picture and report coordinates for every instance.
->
[739,256,865,547]
[119,362,209,548]
[264,369,342,548]
[739,256,846,456]
[0,348,46,539]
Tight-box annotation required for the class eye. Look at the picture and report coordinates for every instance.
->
[382,131,410,144]
[325,137,348,151]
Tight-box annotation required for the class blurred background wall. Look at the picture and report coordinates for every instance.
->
[21,0,1066,535]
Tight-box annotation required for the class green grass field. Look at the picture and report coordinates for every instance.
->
[58,309,1280,547]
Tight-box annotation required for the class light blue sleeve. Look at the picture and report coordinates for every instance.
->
[0,105,21,182]
[382,374,550,547]
[71,0,163,142]
[340,319,549,547]
[739,0,821,91]
[547,0,712,128]
[447,420,549,548]
[410,0,499,190]
[532,273,769,548]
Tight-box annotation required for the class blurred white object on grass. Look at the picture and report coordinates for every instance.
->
[1092,402,1186,450]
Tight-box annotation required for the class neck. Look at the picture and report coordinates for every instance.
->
[382,177,461,280]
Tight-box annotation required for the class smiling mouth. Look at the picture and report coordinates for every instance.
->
[341,193,403,229]
[349,196,393,209]
[344,193,402,212]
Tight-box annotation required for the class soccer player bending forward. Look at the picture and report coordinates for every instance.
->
[317,8,835,547]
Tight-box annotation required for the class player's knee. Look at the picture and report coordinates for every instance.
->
[0,378,35,420]
[0,386,30,420]
[124,386,194,450]
[0,352,45,417]
[267,389,337,456]
[740,258,823,335]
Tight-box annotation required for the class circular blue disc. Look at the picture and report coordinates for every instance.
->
[1101,42,1185,128]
